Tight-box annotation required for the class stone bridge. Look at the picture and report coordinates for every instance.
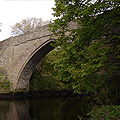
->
[0,22,77,91]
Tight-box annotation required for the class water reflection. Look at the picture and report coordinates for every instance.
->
[0,96,92,120]
[0,101,10,120]
[0,100,31,120]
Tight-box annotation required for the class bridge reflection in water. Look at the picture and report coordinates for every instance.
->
[0,96,92,120]
[0,100,31,120]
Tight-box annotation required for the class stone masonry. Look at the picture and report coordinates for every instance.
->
[0,22,78,91]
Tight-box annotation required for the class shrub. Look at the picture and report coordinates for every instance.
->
[89,105,120,120]
[0,70,10,89]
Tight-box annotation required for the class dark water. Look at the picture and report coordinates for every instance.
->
[0,96,93,120]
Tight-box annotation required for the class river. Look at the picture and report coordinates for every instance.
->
[0,96,93,120]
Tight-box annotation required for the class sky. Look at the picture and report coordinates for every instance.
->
[0,0,55,41]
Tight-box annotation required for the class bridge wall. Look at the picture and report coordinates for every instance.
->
[0,25,54,91]
[0,22,78,91]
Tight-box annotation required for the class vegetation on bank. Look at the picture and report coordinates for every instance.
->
[47,0,120,119]
[49,0,120,95]
[89,105,120,119]
[29,50,67,92]
[0,68,10,90]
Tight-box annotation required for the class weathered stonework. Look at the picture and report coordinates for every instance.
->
[0,23,78,92]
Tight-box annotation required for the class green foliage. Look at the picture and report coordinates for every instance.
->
[49,0,120,95]
[0,70,10,89]
[89,105,120,120]
[29,50,66,92]
[48,1,120,118]
[0,79,10,89]
[49,1,120,118]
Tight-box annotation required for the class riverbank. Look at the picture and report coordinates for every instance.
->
[0,90,90,100]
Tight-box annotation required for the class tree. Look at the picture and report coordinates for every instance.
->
[11,17,50,35]
[49,1,120,118]
[29,50,66,92]
[49,0,120,96]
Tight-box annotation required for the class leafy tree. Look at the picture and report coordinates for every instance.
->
[49,1,120,118]
[11,17,50,35]
[29,50,66,92]
[49,0,120,96]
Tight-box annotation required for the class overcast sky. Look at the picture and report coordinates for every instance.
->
[0,0,55,41]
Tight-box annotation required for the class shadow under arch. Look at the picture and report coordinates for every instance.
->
[16,41,54,90]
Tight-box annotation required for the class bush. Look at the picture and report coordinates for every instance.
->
[89,105,120,120]
[29,50,66,92]
[0,70,10,89]
[0,78,10,89]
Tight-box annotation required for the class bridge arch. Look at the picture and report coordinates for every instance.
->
[0,23,77,92]
[15,41,54,90]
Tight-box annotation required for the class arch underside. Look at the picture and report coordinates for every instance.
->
[16,42,54,90]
